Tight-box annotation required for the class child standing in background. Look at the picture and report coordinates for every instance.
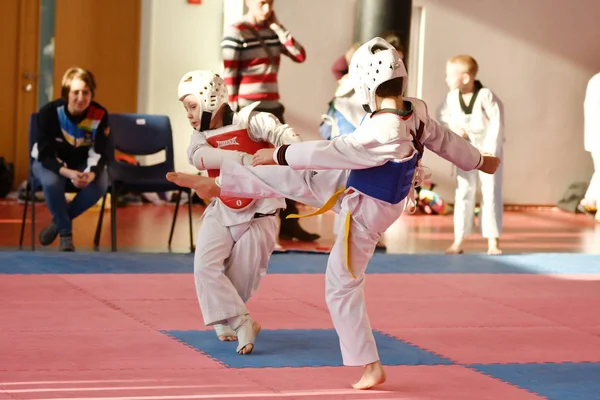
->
[439,55,505,255]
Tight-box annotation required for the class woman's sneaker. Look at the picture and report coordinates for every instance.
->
[59,234,75,252]
[39,222,58,246]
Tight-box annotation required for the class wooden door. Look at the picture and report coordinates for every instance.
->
[54,0,141,113]
[0,0,40,189]
[0,0,140,189]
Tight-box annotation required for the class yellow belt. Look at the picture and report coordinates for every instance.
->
[286,187,356,278]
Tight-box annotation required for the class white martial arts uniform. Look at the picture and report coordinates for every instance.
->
[438,82,504,239]
[584,73,600,217]
[217,98,484,366]
[188,102,300,326]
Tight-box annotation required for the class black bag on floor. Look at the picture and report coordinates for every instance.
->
[0,157,15,198]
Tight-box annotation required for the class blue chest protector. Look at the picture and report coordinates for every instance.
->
[346,116,425,204]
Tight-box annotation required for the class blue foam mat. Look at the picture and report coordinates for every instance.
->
[161,329,453,368]
[469,363,600,400]
[0,251,599,274]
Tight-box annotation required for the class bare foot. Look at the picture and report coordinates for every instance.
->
[273,242,285,253]
[237,319,261,355]
[445,241,464,254]
[487,238,502,255]
[166,172,221,198]
[487,247,503,255]
[218,335,237,342]
[352,361,387,390]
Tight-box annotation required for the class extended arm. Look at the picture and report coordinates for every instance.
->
[272,19,306,63]
[275,115,415,170]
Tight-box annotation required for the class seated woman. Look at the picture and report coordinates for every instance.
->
[31,67,110,251]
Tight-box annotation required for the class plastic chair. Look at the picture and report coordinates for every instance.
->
[93,113,194,252]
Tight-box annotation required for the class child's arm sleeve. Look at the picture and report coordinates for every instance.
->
[247,111,302,146]
[274,118,414,170]
[187,132,251,170]
[422,117,484,171]
[481,91,504,156]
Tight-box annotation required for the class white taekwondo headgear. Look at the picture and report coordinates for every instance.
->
[349,37,408,113]
[178,70,228,130]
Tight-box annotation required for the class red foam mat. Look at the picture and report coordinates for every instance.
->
[0,369,262,400]
[367,297,557,330]
[236,365,541,399]
[59,275,196,301]
[0,300,149,333]
[386,326,600,364]
[427,274,600,299]
[0,330,224,371]
[3,270,599,399]
[0,366,541,400]
[0,276,92,302]
[493,296,600,328]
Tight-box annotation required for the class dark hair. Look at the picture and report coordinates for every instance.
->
[381,31,404,53]
[61,67,96,99]
[375,77,404,98]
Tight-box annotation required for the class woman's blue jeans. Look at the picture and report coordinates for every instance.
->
[31,161,109,235]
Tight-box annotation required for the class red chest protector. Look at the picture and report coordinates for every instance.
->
[205,128,272,210]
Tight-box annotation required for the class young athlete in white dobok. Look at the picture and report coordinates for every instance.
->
[168,39,501,388]
[177,70,300,354]
[439,55,505,255]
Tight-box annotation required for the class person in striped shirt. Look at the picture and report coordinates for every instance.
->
[221,0,319,243]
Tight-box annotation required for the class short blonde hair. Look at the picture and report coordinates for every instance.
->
[61,67,96,99]
[448,55,479,77]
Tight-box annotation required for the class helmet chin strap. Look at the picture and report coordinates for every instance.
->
[199,111,212,131]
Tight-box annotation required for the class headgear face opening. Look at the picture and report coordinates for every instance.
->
[349,37,408,113]
[178,70,228,131]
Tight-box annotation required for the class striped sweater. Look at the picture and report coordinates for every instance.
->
[221,19,306,111]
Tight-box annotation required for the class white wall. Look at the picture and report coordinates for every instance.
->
[415,0,600,204]
[139,0,600,204]
[137,0,226,173]
[274,0,358,141]
[138,0,355,171]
